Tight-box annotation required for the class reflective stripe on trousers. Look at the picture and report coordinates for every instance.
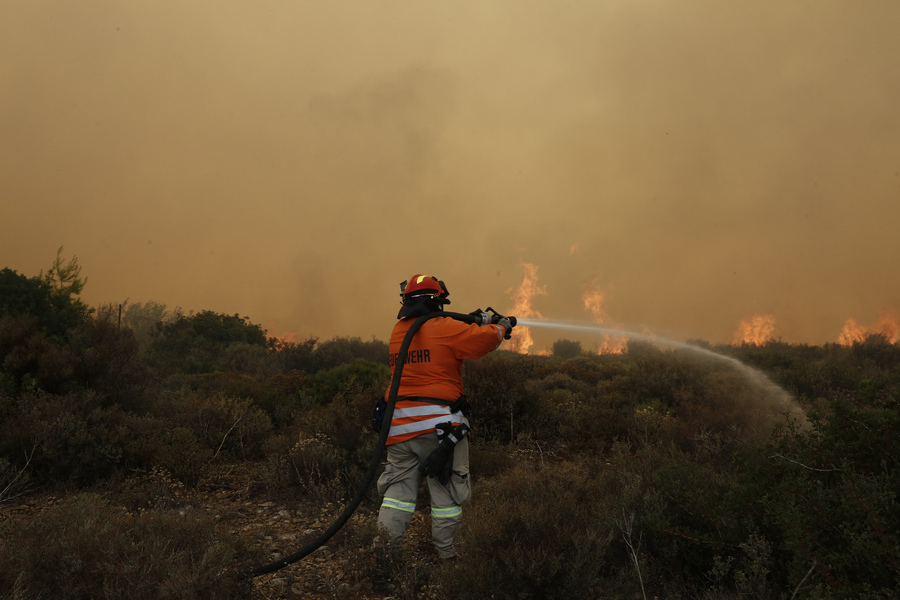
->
[381,497,415,513]
[431,505,462,519]
[376,431,470,558]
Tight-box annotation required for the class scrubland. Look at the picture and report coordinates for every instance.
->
[1,297,898,599]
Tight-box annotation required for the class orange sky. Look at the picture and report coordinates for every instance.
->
[3,0,899,348]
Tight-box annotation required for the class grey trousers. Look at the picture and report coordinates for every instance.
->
[376,431,471,558]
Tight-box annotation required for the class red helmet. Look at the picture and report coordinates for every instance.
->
[399,274,449,301]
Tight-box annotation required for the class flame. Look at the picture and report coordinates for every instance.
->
[876,315,900,342]
[838,318,866,346]
[506,261,546,354]
[732,314,777,346]
[582,283,609,323]
[266,322,299,348]
[838,312,900,345]
[582,277,628,354]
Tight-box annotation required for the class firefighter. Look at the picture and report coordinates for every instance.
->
[376,274,513,560]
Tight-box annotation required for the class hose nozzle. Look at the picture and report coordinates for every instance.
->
[470,306,516,340]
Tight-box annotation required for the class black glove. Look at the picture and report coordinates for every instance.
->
[419,422,469,485]
[419,441,455,485]
[468,309,491,325]
[497,317,514,339]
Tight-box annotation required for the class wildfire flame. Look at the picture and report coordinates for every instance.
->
[838,313,900,345]
[732,314,777,346]
[582,277,628,354]
[266,322,299,349]
[506,261,547,354]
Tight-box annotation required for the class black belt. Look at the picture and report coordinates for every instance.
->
[400,395,470,418]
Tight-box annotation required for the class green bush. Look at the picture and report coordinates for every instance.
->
[124,416,212,485]
[257,369,306,426]
[0,264,90,343]
[262,432,350,503]
[302,358,389,405]
[307,336,389,373]
[169,392,273,460]
[753,397,900,597]
[525,369,628,456]
[262,380,382,505]
[0,493,259,599]
[0,315,73,394]
[147,310,268,374]
[67,308,147,409]
[0,391,128,485]
[621,391,900,599]
[551,338,583,359]
[462,353,540,444]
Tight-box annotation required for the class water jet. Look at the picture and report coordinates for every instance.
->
[516,318,805,422]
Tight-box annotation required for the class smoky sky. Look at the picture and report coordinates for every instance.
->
[3,0,899,349]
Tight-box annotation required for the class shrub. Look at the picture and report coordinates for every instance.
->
[0,493,259,599]
[268,336,317,372]
[623,391,900,599]
[147,310,268,374]
[525,369,629,457]
[117,466,185,511]
[67,308,147,409]
[0,455,32,502]
[175,392,273,460]
[179,370,264,401]
[0,264,90,343]
[124,416,212,485]
[0,391,129,485]
[551,338,583,359]
[262,380,382,505]
[307,336,389,373]
[0,315,73,394]
[462,353,540,444]
[754,396,900,597]
[258,369,306,426]
[440,460,614,600]
[262,432,350,504]
[302,358,390,406]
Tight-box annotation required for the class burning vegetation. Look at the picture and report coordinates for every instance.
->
[733,313,778,346]
[503,261,900,353]
[503,261,546,354]
[839,312,900,345]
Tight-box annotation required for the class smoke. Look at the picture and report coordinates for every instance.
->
[2,0,899,346]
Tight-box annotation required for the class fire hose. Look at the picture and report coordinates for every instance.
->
[247,308,515,578]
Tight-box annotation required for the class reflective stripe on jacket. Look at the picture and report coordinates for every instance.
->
[384,316,502,446]
[386,399,470,445]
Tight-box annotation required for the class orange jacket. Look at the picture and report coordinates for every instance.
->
[384,316,504,445]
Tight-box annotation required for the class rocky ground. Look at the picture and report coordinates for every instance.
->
[0,461,445,600]
[192,462,387,600]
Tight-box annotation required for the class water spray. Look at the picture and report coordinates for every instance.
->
[516,318,802,418]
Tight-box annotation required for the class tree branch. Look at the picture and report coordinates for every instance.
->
[790,561,817,600]
[768,454,843,472]
[0,443,37,503]
[212,405,250,461]
[615,510,647,600]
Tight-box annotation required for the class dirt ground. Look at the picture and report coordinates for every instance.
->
[0,461,445,600]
